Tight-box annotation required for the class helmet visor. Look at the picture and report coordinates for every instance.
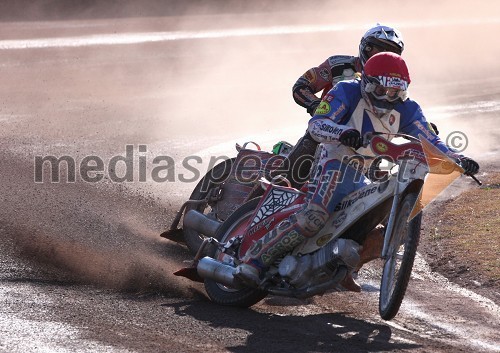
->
[366,27,404,54]
[365,82,408,102]
[371,40,402,55]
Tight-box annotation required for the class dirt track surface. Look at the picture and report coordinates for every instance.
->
[1,2,500,352]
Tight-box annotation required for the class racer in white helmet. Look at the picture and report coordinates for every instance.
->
[292,23,404,116]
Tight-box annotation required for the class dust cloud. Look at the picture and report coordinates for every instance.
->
[0,147,198,296]
[143,0,500,156]
[8,226,192,296]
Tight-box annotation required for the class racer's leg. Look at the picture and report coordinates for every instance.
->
[236,144,368,286]
[355,225,385,272]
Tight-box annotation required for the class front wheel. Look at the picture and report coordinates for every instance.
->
[204,197,268,307]
[379,192,422,320]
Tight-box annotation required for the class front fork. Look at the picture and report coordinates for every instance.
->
[381,175,423,259]
[381,181,401,259]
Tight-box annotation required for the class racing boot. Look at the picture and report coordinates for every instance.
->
[337,227,384,292]
[355,226,385,273]
[339,273,361,292]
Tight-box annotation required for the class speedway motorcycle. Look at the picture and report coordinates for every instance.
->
[174,132,480,320]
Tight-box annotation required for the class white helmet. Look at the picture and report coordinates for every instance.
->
[359,24,404,66]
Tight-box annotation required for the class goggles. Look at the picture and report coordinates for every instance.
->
[368,40,402,55]
[364,76,408,102]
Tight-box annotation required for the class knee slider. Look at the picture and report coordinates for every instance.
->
[295,206,329,237]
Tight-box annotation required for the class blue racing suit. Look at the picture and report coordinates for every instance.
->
[309,79,454,155]
[304,78,462,234]
[243,79,458,270]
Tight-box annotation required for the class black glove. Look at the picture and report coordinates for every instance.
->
[459,156,480,175]
[430,122,439,135]
[339,129,362,149]
[307,100,321,116]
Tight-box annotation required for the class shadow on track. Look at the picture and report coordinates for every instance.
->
[165,300,421,353]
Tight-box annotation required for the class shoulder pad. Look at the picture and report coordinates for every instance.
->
[327,55,356,66]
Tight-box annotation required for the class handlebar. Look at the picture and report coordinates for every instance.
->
[363,132,482,186]
[467,174,482,186]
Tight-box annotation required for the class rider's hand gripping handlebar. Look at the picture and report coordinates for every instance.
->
[363,132,482,186]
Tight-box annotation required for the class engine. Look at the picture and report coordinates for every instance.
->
[277,238,360,288]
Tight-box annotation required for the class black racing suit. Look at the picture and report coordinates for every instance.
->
[284,55,362,188]
[293,55,362,115]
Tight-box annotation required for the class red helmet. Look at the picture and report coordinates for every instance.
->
[362,52,411,115]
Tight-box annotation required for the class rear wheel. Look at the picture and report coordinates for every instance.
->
[183,158,235,253]
[204,197,268,307]
[379,192,422,320]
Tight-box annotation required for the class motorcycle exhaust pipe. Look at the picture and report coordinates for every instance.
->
[183,210,222,237]
[197,256,243,289]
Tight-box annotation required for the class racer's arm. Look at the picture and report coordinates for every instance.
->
[307,84,354,143]
[293,56,359,117]
[399,103,459,158]
[399,102,459,158]
[292,59,332,116]
[399,102,480,175]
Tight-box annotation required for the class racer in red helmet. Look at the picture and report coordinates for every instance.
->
[236,52,479,292]
[282,26,437,291]
[361,49,410,116]
[285,23,439,185]
[280,25,411,290]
